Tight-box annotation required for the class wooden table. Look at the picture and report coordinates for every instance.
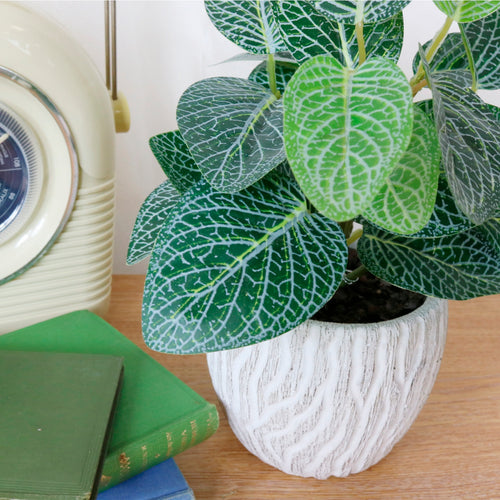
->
[106,275,500,500]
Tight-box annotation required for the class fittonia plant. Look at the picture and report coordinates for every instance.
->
[128,0,500,354]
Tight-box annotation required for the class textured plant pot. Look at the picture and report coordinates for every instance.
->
[207,297,448,478]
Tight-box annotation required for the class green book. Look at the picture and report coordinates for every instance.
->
[0,350,123,500]
[0,311,219,491]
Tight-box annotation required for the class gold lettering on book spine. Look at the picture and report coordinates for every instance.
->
[142,445,148,467]
[119,452,131,476]
[166,432,173,457]
[190,419,198,446]
[181,428,188,450]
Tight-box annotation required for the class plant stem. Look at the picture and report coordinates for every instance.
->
[355,20,366,65]
[459,23,478,92]
[412,78,428,97]
[267,53,280,98]
[346,228,363,247]
[338,22,354,69]
[410,15,454,87]
[339,264,368,288]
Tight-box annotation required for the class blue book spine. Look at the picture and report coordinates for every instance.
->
[97,458,195,500]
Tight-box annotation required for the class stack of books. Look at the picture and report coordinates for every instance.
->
[0,311,219,499]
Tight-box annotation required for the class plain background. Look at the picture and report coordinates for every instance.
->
[26,0,500,274]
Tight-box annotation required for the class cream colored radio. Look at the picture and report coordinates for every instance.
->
[0,2,129,333]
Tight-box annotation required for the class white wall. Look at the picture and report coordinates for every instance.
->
[26,1,499,274]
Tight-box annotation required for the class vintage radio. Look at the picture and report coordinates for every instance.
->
[0,2,128,333]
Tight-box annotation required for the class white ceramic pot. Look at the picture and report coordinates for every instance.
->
[207,297,448,478]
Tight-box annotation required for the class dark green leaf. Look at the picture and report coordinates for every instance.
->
[424,64,500,224]
[358,223,500,299]
[176,77,285,193]
[127,180,181,265]
[464,9,500,89]
[248,60,297,93]
[409,173,476,238]
[149,131,202,194]
[142,174,348,353]
[313,0,410,23]
[205,0,286,54]
[274,1,403,65]
[412,33,468,74]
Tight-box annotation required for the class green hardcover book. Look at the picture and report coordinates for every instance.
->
[0,350,123,500]
[0,311,219,491]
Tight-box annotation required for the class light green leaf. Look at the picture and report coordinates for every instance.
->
[177,77,285,193]
[283,55,413,222]
[358,223,500,300]
[313,0,410,24]
[149,131,202,194]
[363,107,441,235]
[433,0,500,23]
[274,1,403,65]
[142,174,348,354]
[205,0,286,54]
[127,180,181,265]
[424,64,500,224]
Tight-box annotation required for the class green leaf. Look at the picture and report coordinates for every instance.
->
[274,1,403,65]
[313,0,410,24]
[127,180,181,265]
[477,217,500,253]
[424,65,500,224]
[433,0,500,23]
[142,174,348,354]
[363,107,441,235]
[204,0,286,54]
[412,33,468,74]
[248,60,296,94]
[283,55,413,222]
[176,77,285,193]
[358,223,500,300]
[149,131,202,194]
[413,10,500,90]
[408,173,476,238]
[464,9,500,89]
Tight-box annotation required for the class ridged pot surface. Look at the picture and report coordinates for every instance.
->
[207,297,448,478]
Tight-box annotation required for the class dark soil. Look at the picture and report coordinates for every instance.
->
[312,249,425,324]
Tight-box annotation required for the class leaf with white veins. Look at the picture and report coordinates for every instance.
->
[177,77,285,193]
[284,55,413,222]
[142,174,348,354]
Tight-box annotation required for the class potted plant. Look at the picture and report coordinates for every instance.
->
[128,0,500,478]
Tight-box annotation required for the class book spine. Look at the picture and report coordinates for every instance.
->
[98,403,219,491]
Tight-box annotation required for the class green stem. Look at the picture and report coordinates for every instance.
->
[338,22,354,69]
[410,15,454,86]
[267,53,280,98]
[355,21,366,65]
[459,24,478,92]
[346,228,363,247]
[412,78,428,97]
[339,264,368,288]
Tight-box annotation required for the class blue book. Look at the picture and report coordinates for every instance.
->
[97,458,195,500]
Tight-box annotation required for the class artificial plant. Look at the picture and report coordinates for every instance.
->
[128,0,500,354]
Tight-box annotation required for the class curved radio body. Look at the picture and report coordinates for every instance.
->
[0,3,116,333]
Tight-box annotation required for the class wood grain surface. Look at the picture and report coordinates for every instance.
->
[105,275,500,500]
